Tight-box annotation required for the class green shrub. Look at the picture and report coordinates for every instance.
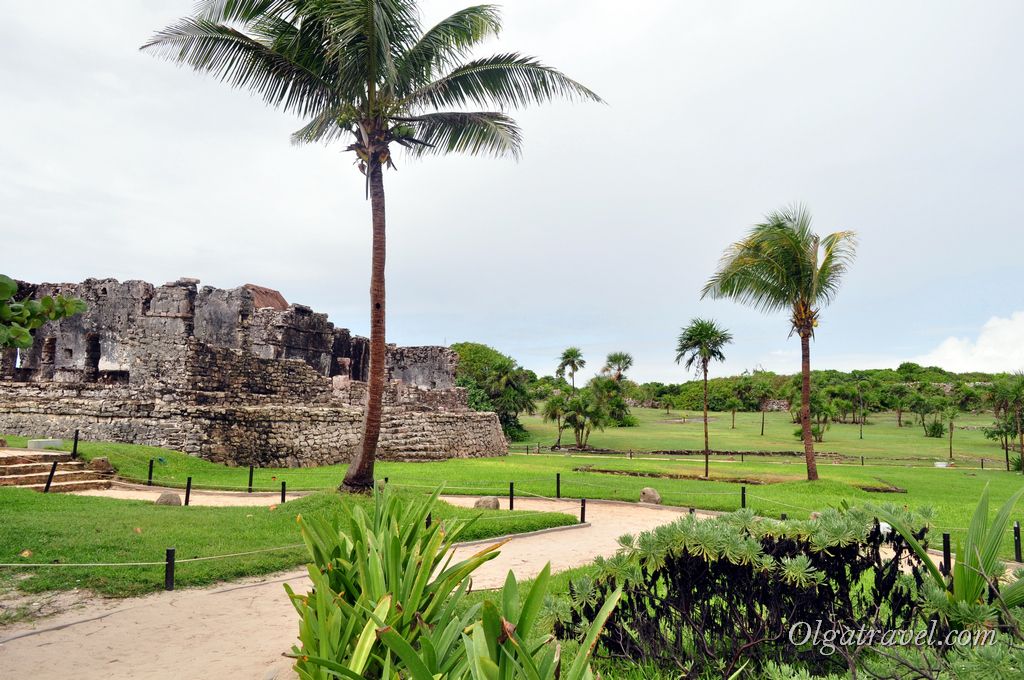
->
[286,487,620,679]
[924,419,946,438]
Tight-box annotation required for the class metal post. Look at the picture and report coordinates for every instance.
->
[281,481,286,504]
[781,513,787,521]
[71,429,79,459]
[981,458,985,470]
[740,451,744,463]
[43,460,58,493]
[741,486,746,509]
[384,477,389,485]
[861,456,865,466]
[509,482,514,511]
[1015,522,1022,563]
[148,459,154,486]
[941,533,952,577]
[689,507,695,515]
[184,477,192,506]
[580,498,586,523]
[556,473,561,499]
[165,548,176,591]
[247,465,254,494]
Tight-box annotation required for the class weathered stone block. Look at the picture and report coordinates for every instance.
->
[639,487,662,504]
[27,438,62,450]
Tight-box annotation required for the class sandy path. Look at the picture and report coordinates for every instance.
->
[0,496,689,680]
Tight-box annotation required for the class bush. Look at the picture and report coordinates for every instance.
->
[562,506,930,678]
[286,487,621,680]
[924,419,946,438]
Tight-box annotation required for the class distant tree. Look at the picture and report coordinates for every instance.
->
[749,373,775,436]
[885,383,911,427]
[556,347,586,393]
[452,342,534,440]
[563,388,609,448]
[724,396,743,429]
[702,205,857,481]
[589,375,633,427]
[984,413,1016,470]
[675,318,733,478]
[603,352,634,382]
[944,405,959,460]
[0,275,85,349]
[541,393,569,449]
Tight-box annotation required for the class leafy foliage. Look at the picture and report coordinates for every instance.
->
[287,487,620,679]
[562,506,928,678]
[452,342,534,440]
[0,275,86,349]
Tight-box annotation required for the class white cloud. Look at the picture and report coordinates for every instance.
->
[915,312,1024,373]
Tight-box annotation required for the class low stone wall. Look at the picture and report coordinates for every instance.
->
[0,381,507,466]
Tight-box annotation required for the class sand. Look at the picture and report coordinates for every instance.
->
[0,494,693,680]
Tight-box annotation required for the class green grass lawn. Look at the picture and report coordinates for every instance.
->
[0,488,576,598]
[517,407,1007,464]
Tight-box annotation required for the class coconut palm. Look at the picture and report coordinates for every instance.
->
[603,351,633,381]
[541,393,569,449]
[556,347,586,393]
[675,318,732,478]
[702,205,857,481]
[144,1,600,492]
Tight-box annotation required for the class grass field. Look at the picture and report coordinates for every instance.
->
[0,488,576,600]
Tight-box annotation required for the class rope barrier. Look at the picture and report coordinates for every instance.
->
[0,543,307,569]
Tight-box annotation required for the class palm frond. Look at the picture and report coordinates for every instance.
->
[194,0,296,23]
[403,52,603,110]
[398,5,502,88]
[141,17,333,117]
[398,111,521,158]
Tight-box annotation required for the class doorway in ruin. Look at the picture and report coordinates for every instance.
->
[84,333,100,382]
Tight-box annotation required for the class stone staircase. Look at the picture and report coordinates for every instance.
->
[0,449,112,493]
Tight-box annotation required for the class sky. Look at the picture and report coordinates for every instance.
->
[2,1,1022,384]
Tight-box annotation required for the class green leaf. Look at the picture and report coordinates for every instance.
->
[0,275,16,300]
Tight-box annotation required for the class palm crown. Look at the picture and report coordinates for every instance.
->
[701,204,857,337]
[604,351,633,380]
[143,1,602,166]
[675,318,732,372]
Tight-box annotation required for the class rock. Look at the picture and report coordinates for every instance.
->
[640,487,662,504]
[89,457,115,474]
[155,492,181,506]
[28,438,62,450]
[809,511,821,520]
[474,496,500,510]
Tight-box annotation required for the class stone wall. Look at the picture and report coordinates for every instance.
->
[0,277,507,464]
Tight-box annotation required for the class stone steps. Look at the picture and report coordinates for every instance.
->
[0,448,111,493]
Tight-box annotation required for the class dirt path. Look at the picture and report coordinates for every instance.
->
[0,495,691,680]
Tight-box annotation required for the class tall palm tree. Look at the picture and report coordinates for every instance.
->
[541,393,568,449]
[603,351,633,381]
[702,204,857,481]
[675,318,732,478]
[556,347,586,392]
[144,1,600,492]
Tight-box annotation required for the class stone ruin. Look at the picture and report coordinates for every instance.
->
[0,278,507,466]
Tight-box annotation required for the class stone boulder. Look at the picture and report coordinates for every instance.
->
[474,496,501,510]
[640,487,662,504]
[89,457,116,475]
[155,492,182,506]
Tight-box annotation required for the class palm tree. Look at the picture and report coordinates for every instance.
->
[556,347,586,392]
[603,351,634,381]
[675,318,732,478]
[702,205,857,481]
[144,1,600,492]
[541,393,569,449]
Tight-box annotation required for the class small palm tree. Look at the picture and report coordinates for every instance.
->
[675,318,732,478]
[702,205,857,481]
[541,393,569,449]
[144,1,600,492]
[603,351,634,381]
[556,347,586,393]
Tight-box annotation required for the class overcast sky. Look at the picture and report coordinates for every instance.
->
[2,1,1022,383]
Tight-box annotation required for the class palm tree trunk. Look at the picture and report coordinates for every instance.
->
[555,418,563,448]
[948,420,953,459]
[799,332,819,481]
[342,162,386,493]
[760,409,765,436]
[702,361,710,478]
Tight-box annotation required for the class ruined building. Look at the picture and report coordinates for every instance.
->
[0,278,507,465]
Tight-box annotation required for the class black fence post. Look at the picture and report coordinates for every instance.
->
[164,548,176,591]
[71,429,79,459]
[1015,522,1022,563]
[781,513,788,521]
[281,481,286,504]
[740,451,744,463]
[580,498,586,524]
[689,507,695,515]
[509,482,514,511]
[941,533,952,577]
[556,473,561,499]
[981,458,985,470]
[184,477,192,506]
[247,465,254,494]
[147,459,154,486]
[741,486,746,509]
[861,456,865,466]
[43,460,58,493]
